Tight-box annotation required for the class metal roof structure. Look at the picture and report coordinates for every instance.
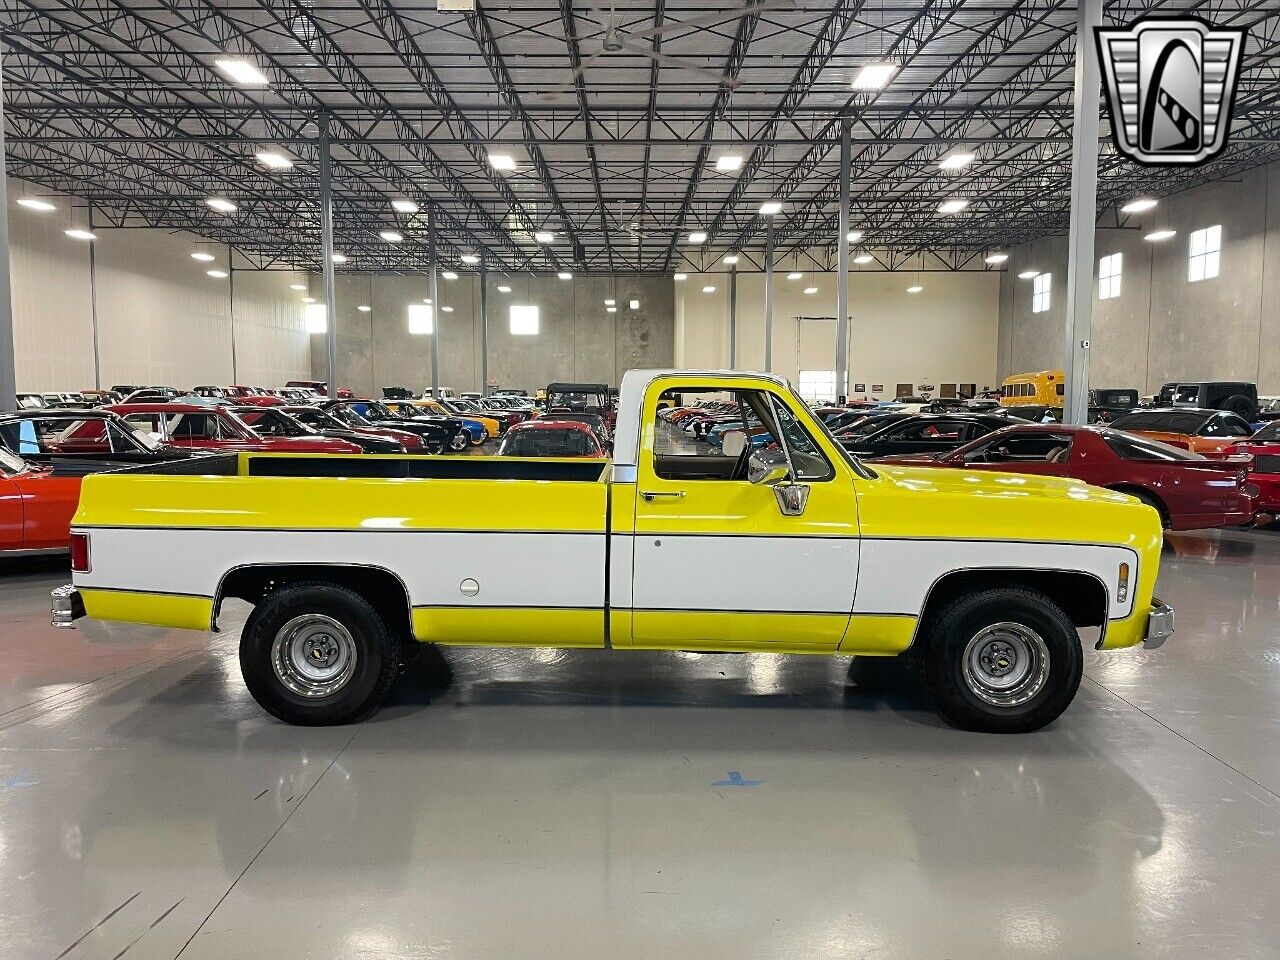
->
[3,0,1280,275]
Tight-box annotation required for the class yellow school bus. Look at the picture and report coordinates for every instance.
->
[1001,370,1065,407]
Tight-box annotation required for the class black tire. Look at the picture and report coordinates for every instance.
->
[921,588,1083,733]
[1221,395,1257,420]
[448,431,469,452]
[239,582,400,726]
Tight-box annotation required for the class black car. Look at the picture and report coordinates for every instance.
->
[234,406,407,454]
[832,411,914,441]
[1157,381,1258,419]
[0,409,200,467]
[842,413,1013,459]
[320,399,467,453]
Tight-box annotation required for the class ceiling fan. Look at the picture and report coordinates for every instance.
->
[538,0,798,101]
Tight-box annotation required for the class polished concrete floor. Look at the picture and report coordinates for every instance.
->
[3,531,1280,959]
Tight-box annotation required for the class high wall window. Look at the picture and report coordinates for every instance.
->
[1098,252,1122,300]
[1032,272,1051,313]
[798,370,837,404]
[509,304,539,335]
[1189,225,1221,282]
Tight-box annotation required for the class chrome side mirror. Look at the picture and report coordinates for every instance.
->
[774,483,810,517]
[748,449,789,486]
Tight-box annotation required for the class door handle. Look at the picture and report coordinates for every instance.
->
[641,490,685,501]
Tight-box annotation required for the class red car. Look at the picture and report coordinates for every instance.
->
[1224,420,1280,515]
[225,385,286,407]
[0,446,83,553]
[108,403,363,454]
[873,423,1256,530]
[497,420,608,458]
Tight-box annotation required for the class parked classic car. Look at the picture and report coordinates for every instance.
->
[320,399,467,453]
[497,420,608,458]
[279,406,425,453]
[234,407,410,454]
[1157,381,1258,420]
[873,424,1257,530]
[840,413,1013,458]
[59,370,1173,735]
[1,447,92,554]
[0,410,195,466]
[406,398,494,443]
[109,403,363,454]
[1223,419,1280,516]
[1110,407,1255,455]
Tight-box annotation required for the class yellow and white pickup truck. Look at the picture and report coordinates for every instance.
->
[53,370,1173,733]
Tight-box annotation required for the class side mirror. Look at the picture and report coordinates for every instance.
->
[748,449,790,487]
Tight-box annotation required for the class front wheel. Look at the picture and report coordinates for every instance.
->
[448,431,469,452]
[469,429,488,446]
[922,588,1082,733]
[239,582,400,725]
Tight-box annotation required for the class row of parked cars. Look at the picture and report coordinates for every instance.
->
[660,396,1278,532]
[2,380,627,557]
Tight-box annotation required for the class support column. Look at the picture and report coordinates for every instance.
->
[763,221,775,372]
[427,205,441,397]
[728,263,738,368]
[1062,0,1103,424]
[317,114,339,399]
[0,60,18,409]
[479,265,489,394]
[227,243,237,384]
[89,210,101,390]
[836,118,851,402]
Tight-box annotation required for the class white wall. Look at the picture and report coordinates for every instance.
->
[6,178,313,392]
[677,268,1001,398]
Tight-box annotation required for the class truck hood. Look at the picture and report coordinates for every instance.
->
[873,463,1130,506]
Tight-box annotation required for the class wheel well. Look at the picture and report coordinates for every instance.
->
[920,568,1109,632]
[215,564,413,638]
[1106,484,1169,523]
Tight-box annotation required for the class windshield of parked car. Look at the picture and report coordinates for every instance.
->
[330,404,375,427]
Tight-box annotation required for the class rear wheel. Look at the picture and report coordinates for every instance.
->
[1221,394,1257,420]
[922,588,1082,733]
[448,431,469,452]
[240,582,399,725]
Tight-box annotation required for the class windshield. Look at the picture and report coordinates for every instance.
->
[333,405,374,427]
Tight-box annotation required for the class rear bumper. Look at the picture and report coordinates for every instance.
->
[51,584,85,629]
[1144,598,1175,649]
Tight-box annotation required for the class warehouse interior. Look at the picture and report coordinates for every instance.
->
[3,1,1280,958]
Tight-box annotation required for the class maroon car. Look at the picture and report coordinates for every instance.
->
[108,403,363,455]
[873,423,1256,531]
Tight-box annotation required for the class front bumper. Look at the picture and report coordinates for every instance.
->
[1144,598,1175,649]
[51,584,85,629]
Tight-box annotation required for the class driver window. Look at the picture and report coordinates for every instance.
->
[972,434,1073,463]
[651,387,832,482]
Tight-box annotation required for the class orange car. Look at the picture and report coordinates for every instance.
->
[1110,407,1255,456]
[0,447,83,554]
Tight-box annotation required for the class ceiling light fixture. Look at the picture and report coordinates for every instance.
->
[255,150,293,170]
[441,306,454,313]
[938,198,969,214]
[938,152,975,171]
[847,230,864,243]
[497,285,512,293]
[488,153,517,172]
[207,269,229,279]
[534,231,555,243]
[702,285,716,293]
[391,199,419,214]
[17,197,56,212]
[687,231,708,243]
[853,254,873,265]
[558,271,573,280]
[607,306,618,313]
[758,201,782,215]
[723,253,739,265]
[214,57,269,87]
[907,285,924,294]
[357,305,372,312]
[460,254,480,265]
[441,270,459,280]
[64,228,96,241]
[191,251,216,262]
[629,299,639,309]
[715,154,743,173]
[604,299,616,306]
[804,286,818,295]
[331,253,347,264]
[290,283,307,291]
[1145,229,1176,241]
[301,296,317,303]
[852,63,896,90]
[1122,197,1158,214]
[673,273,687,281]
[985,252,1009,265]
[787,271,803,280]
[206,197,237,213]
[1018,269,1039,279]
[379,230,404,243]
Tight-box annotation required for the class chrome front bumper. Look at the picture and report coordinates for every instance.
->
[51,584,84,629]
[1144,598,1175,649]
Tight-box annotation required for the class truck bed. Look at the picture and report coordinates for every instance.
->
[119,452,609,482]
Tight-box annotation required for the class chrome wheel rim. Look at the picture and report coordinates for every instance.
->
[271,614,357,699]
[961,622,1049,708]
[449,433,468,451]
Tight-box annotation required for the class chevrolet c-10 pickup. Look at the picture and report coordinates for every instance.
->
[53,370,1173,733]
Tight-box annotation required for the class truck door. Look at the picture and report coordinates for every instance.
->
[628,382,859,651]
